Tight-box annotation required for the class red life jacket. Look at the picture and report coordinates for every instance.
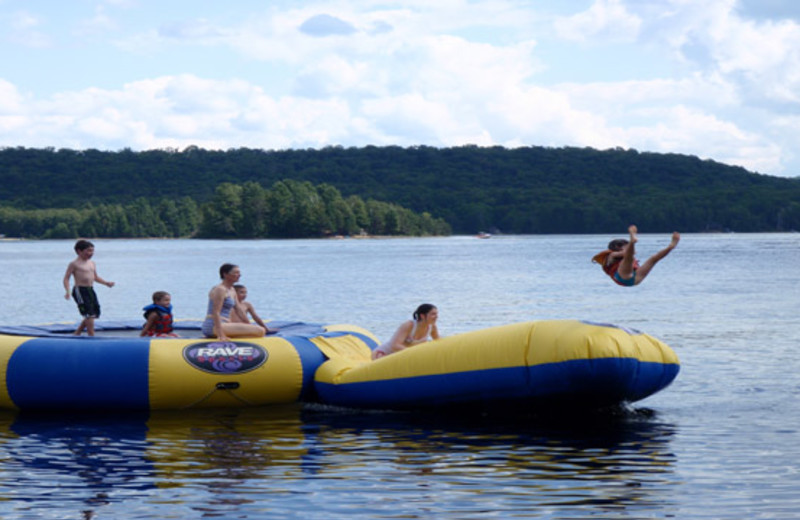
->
[143,305,174,336]
[592,250,640,286]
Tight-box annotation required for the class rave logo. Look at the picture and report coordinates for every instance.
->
[183,341,268,374]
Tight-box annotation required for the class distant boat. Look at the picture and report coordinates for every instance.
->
[476,232,492,239]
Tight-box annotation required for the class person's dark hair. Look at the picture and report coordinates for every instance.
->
[608,239,629,251]
[74,239,94,253]
[413,303,437,321]
[219,263,238,279]
[152,291,170,303]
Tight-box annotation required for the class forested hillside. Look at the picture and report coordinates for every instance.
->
[1,145,799,235]
[0,179,450,239]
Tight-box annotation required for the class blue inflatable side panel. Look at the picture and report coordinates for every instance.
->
[315,358,680,409]
[6,338,150,409]
[526,358,681,403]
[315,366,529,409]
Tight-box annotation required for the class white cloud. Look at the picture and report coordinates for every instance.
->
[553,73,785,172]
[362,93,462,143]
[292,54,372,98]
[112,29,162,54]
[555,0,642,43]
[8,10,52,47]
[560,74,739,113]
[709,17,800,104]
[628,0,800,105]
[75,5,118,36]
[0,75,363,151]
[0,79,25,112]
[634,105,782,173]
[0,80,27,133]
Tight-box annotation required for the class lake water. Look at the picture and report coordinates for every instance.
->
[0,234,798,519]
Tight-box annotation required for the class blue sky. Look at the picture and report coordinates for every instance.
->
[2,0,800,177]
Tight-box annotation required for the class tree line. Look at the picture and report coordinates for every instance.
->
[0,179,450,239]
[1,145,799,234]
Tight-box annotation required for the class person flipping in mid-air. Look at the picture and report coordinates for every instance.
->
[593,225,680,287]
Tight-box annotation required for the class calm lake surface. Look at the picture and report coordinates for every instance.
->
[0,234,798,519]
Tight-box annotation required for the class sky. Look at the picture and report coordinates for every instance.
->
[2,0,800,178]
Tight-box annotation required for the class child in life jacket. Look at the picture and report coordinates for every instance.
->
[141,291,179,337]
[592,225,680,287]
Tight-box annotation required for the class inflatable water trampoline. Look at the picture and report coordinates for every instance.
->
[0,319,679,412]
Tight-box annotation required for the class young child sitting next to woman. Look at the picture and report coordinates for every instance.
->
[141,291,178,337]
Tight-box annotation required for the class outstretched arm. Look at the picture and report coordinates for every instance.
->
[94,268,115,288]
[616,225,639,279]
[247,304,269,332]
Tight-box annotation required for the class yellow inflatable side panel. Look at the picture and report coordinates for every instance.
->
[526,321,679,366]
[314,357,355,386]
[328,321,535,384]
[310,335,373,364]
[148,337,304,409]
[311,325,379,384]
[0,336,30,410]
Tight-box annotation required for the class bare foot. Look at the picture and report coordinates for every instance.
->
[628,225,638,245]
[669,231,680,249]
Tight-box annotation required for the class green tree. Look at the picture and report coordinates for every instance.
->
[239,181,269,237]
[198,183,244,237]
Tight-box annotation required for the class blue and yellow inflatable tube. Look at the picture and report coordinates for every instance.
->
[0,320,678,411]
[0,322,378,411]
[314,320,680,410]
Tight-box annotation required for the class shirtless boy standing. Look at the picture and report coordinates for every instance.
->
[63,240,115,336]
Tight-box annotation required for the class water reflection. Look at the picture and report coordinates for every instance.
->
[2,410,151,519]
[0,405,678,519]
[144,405,310,517]
[300,406,679,515]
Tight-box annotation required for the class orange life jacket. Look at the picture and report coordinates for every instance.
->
[592,250,640,285]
